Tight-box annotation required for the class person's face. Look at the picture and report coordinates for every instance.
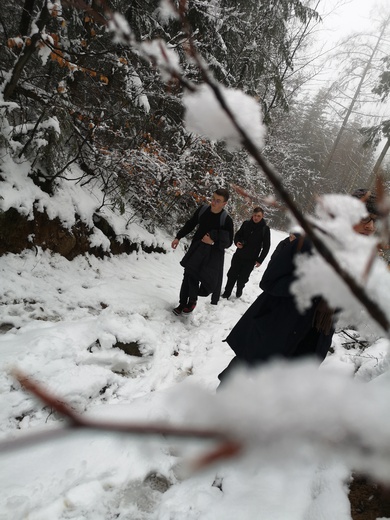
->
[210,193,227,213]
[353,214,377,236]
[252,211,263,223]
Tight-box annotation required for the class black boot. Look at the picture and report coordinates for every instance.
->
[222,281,234,299]
[173,303,186,316]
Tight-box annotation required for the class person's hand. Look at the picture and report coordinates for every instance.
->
[171,238,179,249]
[202,233,214,245]
[236,242,244,249]
[255,262,261,268]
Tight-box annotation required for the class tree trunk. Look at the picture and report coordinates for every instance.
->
[3,1,50,101]
[19,0,36,36]
[368,137,390,188]
[322,17,390,176]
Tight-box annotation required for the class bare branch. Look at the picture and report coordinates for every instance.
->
[0,371,235,459]
[3,1,51,100]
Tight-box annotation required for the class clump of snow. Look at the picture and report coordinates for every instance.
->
[157,0,180,22]
[126,69,150,113]
[37,33,55,65]
[183,84,266,150]
[47,0,62,17]
[141,39,182,83]
[40,115,61,134]
[314,193,370,231]
[88,228,111,251]
[30,21,39,36]
[108,13,133,44]
[172,359,390,480]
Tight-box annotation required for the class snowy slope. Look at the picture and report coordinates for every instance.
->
[1,228,389,520]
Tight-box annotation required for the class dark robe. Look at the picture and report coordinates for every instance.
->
[180,228,231,296]
[219,236,334,382]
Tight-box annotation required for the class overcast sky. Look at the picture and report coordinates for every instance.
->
[316,0,389,44]
[321,0,373,37]
[304,1,390,99]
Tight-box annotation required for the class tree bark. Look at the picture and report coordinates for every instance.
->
[19,0,36,36]
[3,0,51,101]
[368,137,390,188]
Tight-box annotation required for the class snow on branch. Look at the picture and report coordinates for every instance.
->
[3,362,390,484]
[183,84,266,150]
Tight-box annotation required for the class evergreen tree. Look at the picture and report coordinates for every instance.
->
[0,0,321,231]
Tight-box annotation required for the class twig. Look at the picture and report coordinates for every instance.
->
[0,371,237,461]
[18,109,47,159]
[339,329,369,350]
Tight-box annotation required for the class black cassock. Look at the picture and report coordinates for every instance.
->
[219,236,334,382]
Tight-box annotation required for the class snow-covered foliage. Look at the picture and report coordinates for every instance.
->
[0,150,165,250]
[0,0,327,231]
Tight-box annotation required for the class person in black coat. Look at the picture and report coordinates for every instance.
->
[217,189,378,384]
[171,189,234,315]
[222,207,271,298]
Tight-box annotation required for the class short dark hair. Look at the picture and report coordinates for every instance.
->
[351,189,378,215]
[253,206,264,214]
[214,188,230,202]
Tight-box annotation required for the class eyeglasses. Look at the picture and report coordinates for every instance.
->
[361,215,378,225]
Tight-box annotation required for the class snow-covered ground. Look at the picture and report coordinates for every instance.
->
[1,154,390,520]
[0,225,389,520]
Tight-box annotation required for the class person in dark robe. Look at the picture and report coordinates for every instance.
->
[171,189,234,315]
[222,207,271,299]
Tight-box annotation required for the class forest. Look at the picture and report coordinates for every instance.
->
[2,1,390,519]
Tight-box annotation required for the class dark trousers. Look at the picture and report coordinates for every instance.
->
[179,259,225,306]
[224,255,254,296]
[179,270,200,305]
[210,261,223,305]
